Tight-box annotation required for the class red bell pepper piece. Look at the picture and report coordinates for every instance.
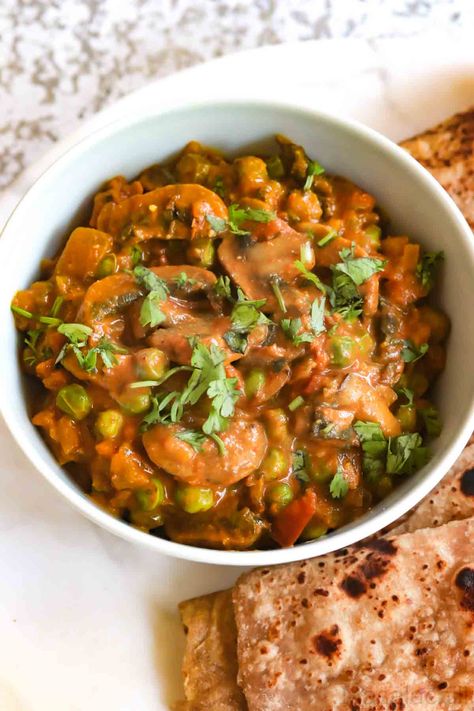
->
[271,489,317,547]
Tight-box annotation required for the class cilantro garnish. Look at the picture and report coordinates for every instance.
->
[329,272,363,321]
[386,433,429,475]
[213,275,233,301]
[354,420,433,481]
[281,317,313,346]
[332,246,385,286]
[143,341,241,440]
[396,387,414,406]
[288,396,304,412]
[416,251,444,291]
[131,245,142,266]
[270,276,287,313]
[173,271,196,288]
[227,204,276,235]
[329,466,349,499]
[419,405,442,438]
[56,323,126,373]
[401,340,428,363]
[294,260,327,293]
[292,449,310,483]
[224,291,270,354]
[213,176,225,198]
[303,159,325,191]
[176,429,207,452]
[133,265,169,328]
[317,229,337,247]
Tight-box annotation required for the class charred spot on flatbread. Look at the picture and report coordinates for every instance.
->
[313,624,342,661]
[460,468,474,496]
[455,567,474,612]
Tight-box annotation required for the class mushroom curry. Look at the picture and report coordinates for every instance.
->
[11,136,448,549]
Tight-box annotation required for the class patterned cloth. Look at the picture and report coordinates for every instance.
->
[1,0,472,189]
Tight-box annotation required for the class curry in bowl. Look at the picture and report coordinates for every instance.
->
[11,136,448,550]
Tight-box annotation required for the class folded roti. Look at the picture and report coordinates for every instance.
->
[391,443,474,534]
[175,590,247,711]
[233,517,474,711]
[400,107,474,228]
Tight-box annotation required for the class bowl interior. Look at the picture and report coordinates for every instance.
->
[1,100,474,565]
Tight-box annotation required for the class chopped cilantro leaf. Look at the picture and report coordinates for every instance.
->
[133,266,169,329]
[386,433,428,475]
[57,323,93,345]
[173,271,196,288]
[396,387,414,406]
[292,449,310,483]
[303,159,325,191]
[131,245,142,266]
[317,229,337,247]
[213,275,233,301]
[227,204,276,235]
[401,340,428,363]
[288,396,304,411]
[419,405,442,438]
[11,305,34,319]
[270,276,287,313]
[332,246,385,286]
[281,317,313,346]
[176,429,207,452]
[223,330,248,354]
[213,176,225,198]
[353,420,385,442]
[329,467,349,499]
[294,260,327,293]
[416,251,444,291]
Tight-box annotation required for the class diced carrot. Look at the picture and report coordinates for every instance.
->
[95,439,119,459]
[43,369,69,391]
[271,489,317,547]
[401,243,420,271]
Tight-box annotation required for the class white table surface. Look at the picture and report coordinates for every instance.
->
[1,33,474,711]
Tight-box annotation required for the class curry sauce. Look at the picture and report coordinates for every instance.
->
[11,136,448,549]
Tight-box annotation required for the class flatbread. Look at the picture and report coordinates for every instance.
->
[233,517,474,711]
[390,444,474,535]
[174,590,247,711]
[400,107,474,228]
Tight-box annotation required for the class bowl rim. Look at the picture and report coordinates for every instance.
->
[2,96,474,567]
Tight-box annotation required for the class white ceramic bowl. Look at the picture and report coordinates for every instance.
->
[1,99,474,566]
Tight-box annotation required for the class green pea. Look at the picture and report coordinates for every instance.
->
[300,521,328,541]
[96,254,117,278]
[267,482,294,510]
[309,461,333,484]
[175,486,214,513]
[397,404,417,432]
[365,224,381,247]
[95,409,124,439]
[135,348,169,380]
[409,371,429,397]
[187,238,215,268]
[376,475,393,499]
[266,155,285,179]
[261,447,288,481]
[56,384,92,420]
[136,478,165,511]
[330,336,357,367]
[245,369,266,399]
[118,388,151,415]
